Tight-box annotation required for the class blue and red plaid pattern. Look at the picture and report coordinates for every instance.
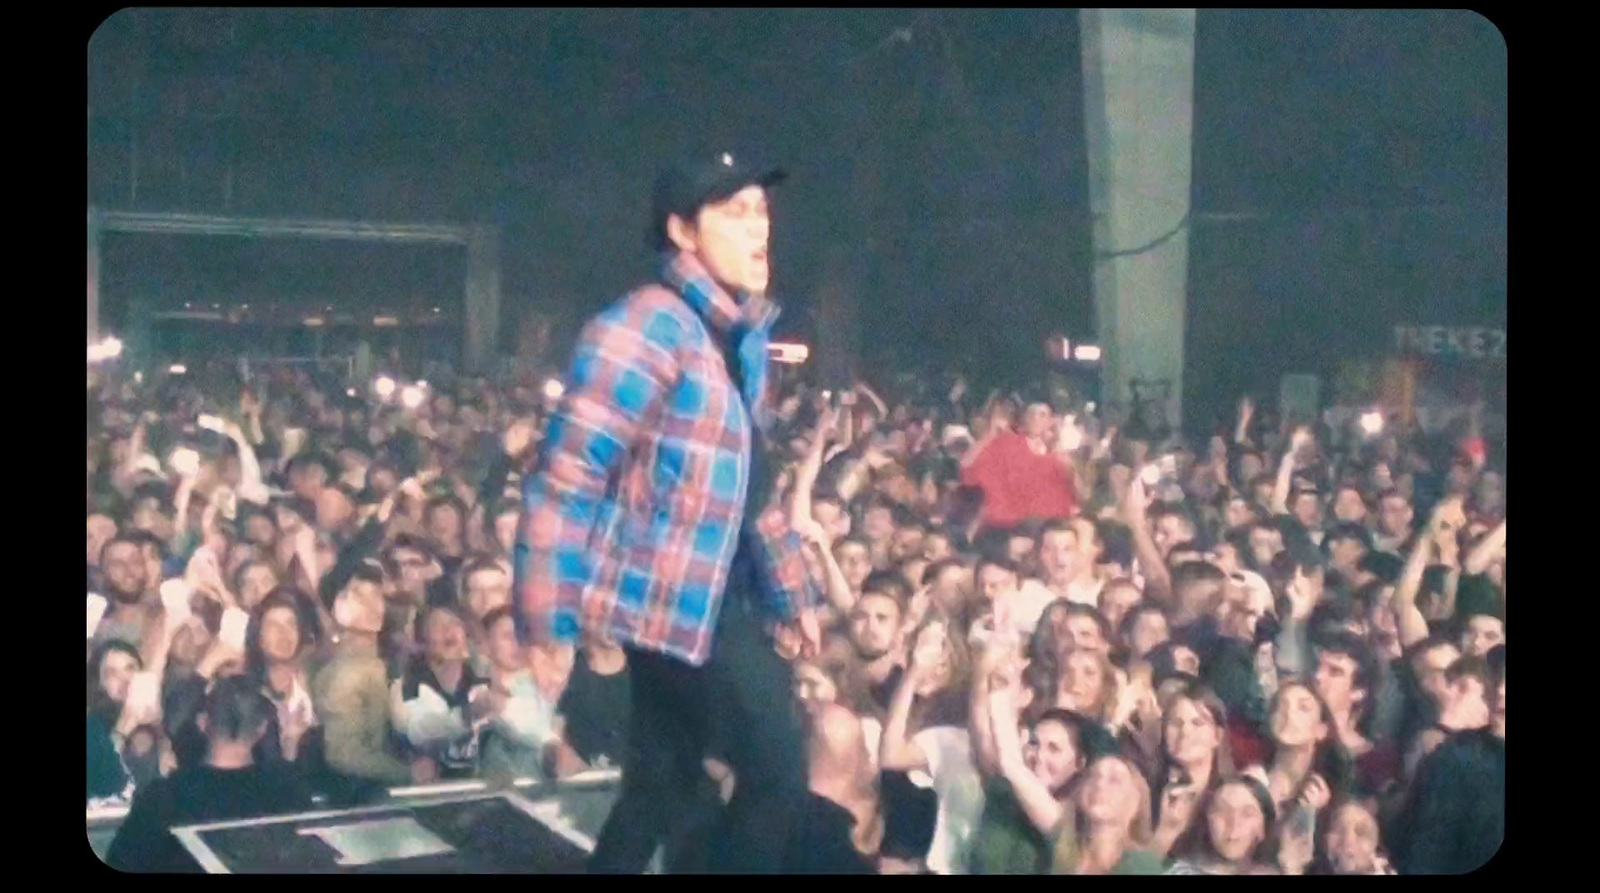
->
[513,251,820,666]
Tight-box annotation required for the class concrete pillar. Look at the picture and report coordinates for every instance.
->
[1080,9,1196,427]
[462,227,502,376]
[88,209,101,343]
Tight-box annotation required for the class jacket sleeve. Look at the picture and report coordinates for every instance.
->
[751,504,824,622]
[514,300,681,648]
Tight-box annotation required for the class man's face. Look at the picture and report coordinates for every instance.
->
[1412,643,1460,707]
[131,497,173,542]
[1439,674,1490,731]
[814,501,850,542]
[1313,651,1365,718]
[1293,492,1322,529]
[671,185,772,295]
[427,503,463,543]
[978,564,1020,604]
[392,547,433,598]
[244,514,277,547]
[1154,515,1192,556]
[1333,489,1367,524]
[1239,453,1265,483]
[1462,615,1505,657]
[1251,480,1275,507]
[1379,496,1413,538]
[464,567,512,621]
[423,609,470,664]
[292,463,327,501]
[1224,498,1255,532]
[1329,537,1366,576]
[1022,403,1054,440]
[1175,580,1223,625]
[849,593,902,661]
[101,542,148,603]
[891,528,925,564]
[835,542,873,591]
[930,565,970,615]
[1248,528,1283,567]
[863,508,895,544]
[923,532,953,563]
[1040,530,1078,585]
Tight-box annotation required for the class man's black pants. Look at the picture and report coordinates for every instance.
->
[587,593,808,874]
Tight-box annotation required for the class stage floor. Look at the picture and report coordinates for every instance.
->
[90,773,622,873]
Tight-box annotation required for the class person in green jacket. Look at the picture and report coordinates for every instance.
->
[313,566,413,797]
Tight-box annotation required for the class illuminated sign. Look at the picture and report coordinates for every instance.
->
[1393,325,1505,360]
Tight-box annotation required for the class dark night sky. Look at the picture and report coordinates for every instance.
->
[88,9,1505,404]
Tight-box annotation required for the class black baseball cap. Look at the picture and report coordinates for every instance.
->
[650,150,787,251]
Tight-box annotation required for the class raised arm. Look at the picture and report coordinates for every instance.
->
[1121,476,1173,604]
[991,684,1067,835]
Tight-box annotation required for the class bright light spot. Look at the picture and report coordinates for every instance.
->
[416,380,428,390]
[168,364,187,375]
[87,336,124,364]
[400,385,426,409]
[134,371,143,384]
[304,317,325,327]
[374,376,397,399]
[543,379,566,401]
[1074,344,1103,363]
[769,342,810,365]
[1085,401,1097,414]
[1140,464,1161,487]
[721,152,734,166]
[346,388,359,398]
[1360,411,1385,436]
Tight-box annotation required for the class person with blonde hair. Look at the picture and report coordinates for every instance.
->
[1050,754,1163,875]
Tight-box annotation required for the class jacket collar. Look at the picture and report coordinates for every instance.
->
[658,251,779,341]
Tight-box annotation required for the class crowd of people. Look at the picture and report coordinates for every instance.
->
[86,357,1504,875]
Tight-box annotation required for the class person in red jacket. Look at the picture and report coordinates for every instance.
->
[961,400,1081,532]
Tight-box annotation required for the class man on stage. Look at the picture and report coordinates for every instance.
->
[515,149,822,874]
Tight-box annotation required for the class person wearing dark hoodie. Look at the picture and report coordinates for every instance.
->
[1394,645,1504,874]
[105,676,314,872]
